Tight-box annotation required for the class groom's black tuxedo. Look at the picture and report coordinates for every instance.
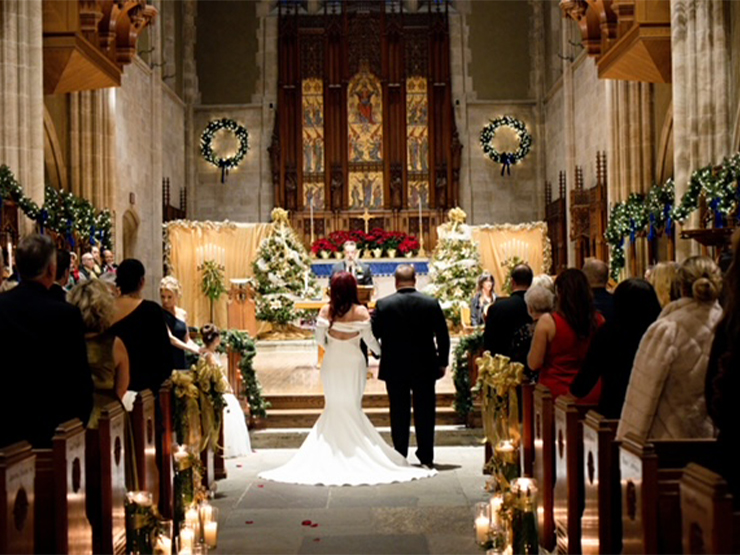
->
[330,260,373,285]
[372,287,450,466]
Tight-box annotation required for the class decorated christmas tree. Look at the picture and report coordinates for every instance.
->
[426,208,482,326]
[252,208,320,326]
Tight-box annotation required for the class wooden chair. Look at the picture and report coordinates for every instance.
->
[0,442,35,554]
[520,382,535,477]
[131,390,159,506]
[619,433,719,555]
[553,395,596,554]
[680,463,739,554]
[34,419,92,555]
[533,384,555,551]
[86,401,127,555]
[157,380,174,520]
[581,411,619,555]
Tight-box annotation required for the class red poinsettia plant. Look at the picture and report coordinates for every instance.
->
[398,236,420,255]
[311,238,338,255]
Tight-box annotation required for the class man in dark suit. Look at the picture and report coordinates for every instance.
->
[372,265,449,468]
[331,240,373,285]
[0,234,93,448]
[484,264,533,358]
[583,258,614,322]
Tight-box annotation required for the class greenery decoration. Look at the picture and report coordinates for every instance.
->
[501,256,525,295]
[200,260,227,302]
[252,209,319,325]
[200,118,249,182]
[218,329,270,419]
[480,116,533,175]
[451,331,485,422]
[0,165,112,249]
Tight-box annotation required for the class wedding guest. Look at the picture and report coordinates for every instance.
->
[571,279,661,418]
[110,259,173,395]
[706,231,740,506]
[331,241,373,285]
[68,251,81,288]
[648,261,680,308]
[0,234,93,447]
[79,252,96,281]
[470,272,495,326]
[68,280,130,427]
[483,264,533,358]
[618,256,722,441]
[583,258,614,321]
[528,268,603,402]
[531,273,555,294]
[510,284,555,371]
[50,249,71,302]
[90,246,103,276]
[103,249,117,274]
[160,276,202,369]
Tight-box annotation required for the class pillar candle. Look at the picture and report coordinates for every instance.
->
[203,521,218,547]
[179,527,194,552]
[475,516,490,545]
[155,536,172,555]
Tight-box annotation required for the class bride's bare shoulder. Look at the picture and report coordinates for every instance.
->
[352,304,370,321]
[319,304,331,318]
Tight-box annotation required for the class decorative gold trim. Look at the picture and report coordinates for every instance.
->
[162,219,242,275]
[473,221,553,276]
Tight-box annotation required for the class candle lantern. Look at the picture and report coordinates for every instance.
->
[125,491,155,554]
[510,478,539,555]
[474,501,491,547]
[494,439,520,486]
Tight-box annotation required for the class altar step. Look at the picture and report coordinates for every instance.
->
[251,425,483,450]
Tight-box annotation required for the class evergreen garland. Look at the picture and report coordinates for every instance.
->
[218,330,270,420]
[0,165,112,249]
[452,331,485,422]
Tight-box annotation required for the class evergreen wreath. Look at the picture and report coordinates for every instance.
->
[480,116,532,175]
[200,118,249,182]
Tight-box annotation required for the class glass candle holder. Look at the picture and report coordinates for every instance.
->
[154,520,173,555]
[474,501,491,547]
[177,525,196,555]
[494,440,520,486]
[183,506,201,542]
[510,477,539,555]
[125,491,155,554]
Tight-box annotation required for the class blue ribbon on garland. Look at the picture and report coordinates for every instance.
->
[710,198,723,228]
[629,219,637,244]
[39,209,48,234]
[648,213,656,241]
[664,204,673,235]
[500,153,513,176]
[90,224,96,245]
[66,220,75,249]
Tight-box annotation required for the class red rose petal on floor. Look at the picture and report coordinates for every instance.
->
[257,484,264,488]
[313,538,321,542]
[236,464,242,468]
[245,521,253,525]
[301,520,312,526]
[310,523,319,528]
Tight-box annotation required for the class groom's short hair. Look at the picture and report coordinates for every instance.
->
[395,264,416,284]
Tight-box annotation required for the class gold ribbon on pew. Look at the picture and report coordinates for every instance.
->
[193,357,227,453]
[171,370,203,450]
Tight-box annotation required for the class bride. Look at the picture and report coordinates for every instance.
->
[259,272,436,486]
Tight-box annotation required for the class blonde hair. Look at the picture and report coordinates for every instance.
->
[68,279,115,333]
[679,256,722,303]
[649,261,680,308]
[160,275,182,298]
[531,274,555,294]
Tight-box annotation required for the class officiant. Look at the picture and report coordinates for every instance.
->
[331,240,373,285]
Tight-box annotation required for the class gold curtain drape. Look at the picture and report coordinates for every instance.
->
[164,221,273,329]
[469,223,552,296]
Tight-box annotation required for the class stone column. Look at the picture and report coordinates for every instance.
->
[256,0,278,221]
[183,0,200,219]
[0,0,44,212]
[671,0,731,260]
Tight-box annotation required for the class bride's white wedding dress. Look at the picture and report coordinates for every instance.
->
[258,317,436,486]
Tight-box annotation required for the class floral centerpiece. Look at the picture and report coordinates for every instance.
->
[311,238,337,259]
[378,230,406,258]
[314,230,414,258]
[398,236,420,257]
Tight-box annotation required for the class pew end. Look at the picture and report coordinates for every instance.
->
[0,442,35,555]
[533,384,555,551]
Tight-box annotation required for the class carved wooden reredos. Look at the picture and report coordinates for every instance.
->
[272,0,460,228]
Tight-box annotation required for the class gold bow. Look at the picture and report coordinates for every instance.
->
[271,207,290,227]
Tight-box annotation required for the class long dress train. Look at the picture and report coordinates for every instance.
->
[259,318,436,486]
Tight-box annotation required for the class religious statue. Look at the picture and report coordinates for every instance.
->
[330,169,343,212]
[435,173,447,209]
[390,172,403,210]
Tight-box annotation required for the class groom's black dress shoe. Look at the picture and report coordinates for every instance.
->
[420,462,435,470]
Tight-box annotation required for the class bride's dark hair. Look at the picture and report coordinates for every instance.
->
[329,271,359,322]
[200,323,220,346]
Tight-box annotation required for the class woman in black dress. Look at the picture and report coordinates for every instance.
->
[470,273,495,326]
[110,259,173,395]
[160,276,202,370]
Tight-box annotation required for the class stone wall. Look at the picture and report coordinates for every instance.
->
[162,87,186,201]
[572,57,608,189]
[544,82,565,197]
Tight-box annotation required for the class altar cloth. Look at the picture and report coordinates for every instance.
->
[310,258,429,278]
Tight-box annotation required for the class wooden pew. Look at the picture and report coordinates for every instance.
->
[520,382,534,477]
[581,411,619,555]
[620,433,719,555]
[131,390,159,507]
[0,442,35,554]
[679,463,740,555]
[553,396,597,554]
[533,384,555,551]
[86,402,127,555]
[157,380,174,520]
[34,420,92,554]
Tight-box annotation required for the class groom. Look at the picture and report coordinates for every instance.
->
[372,265,450,468]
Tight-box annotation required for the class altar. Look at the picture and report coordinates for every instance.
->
[310,258,430,299]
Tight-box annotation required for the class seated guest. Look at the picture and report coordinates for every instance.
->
[0,234,93,447]
[617,256,722,441]
[68,280,130,428]
[583,258,614,321]
[67,251,81,289]
[510,284,555,372]
[160,276,202,369]
[484,264,533,357]
[470,272,495,326]
[571,279,661,418]
[331,241,373,285]
[79,252,96,281]
[50,249,71,302]
[103,249,117,274]
[528,269,603,402]
[706,230,740,506]
[90,245,103,276]
[648,261,680,308]
[110,259,173,395]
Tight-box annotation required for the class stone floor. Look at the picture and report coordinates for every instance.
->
[210,446,489,555]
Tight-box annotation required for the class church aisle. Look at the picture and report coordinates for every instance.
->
[211,446,487,554]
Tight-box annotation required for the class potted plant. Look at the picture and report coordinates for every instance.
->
[311,238,337,259]
[328,230,352,259]
[381,231,405,258]
[398,236,420,258]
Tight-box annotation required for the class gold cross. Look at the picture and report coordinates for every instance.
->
[361,208,372,234]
